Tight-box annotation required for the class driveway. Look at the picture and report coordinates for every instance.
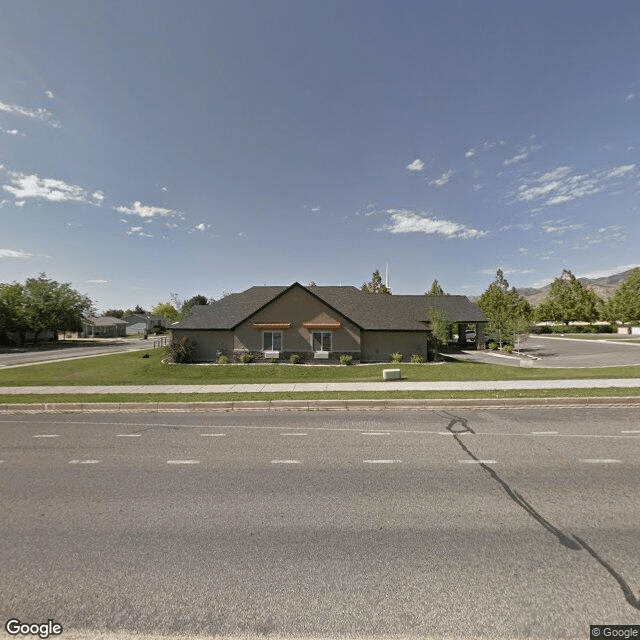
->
[0,338,156,368]
[458,335,640,368]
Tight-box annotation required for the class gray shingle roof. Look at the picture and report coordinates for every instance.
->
[86,316,128,326]
[172,283,487,331]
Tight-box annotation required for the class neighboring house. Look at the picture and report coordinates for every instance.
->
[81,316,127,338]
[122,314,169,335]
[170,282,488,363]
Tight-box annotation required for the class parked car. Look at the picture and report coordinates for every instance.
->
[465,330,476,342]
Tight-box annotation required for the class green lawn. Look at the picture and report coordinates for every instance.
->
[2,387,640,404]
[1,348,640,386]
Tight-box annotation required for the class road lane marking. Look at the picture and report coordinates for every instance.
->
[117,434,141,437]
[361,432,390,436]
[33,434,60,438]
[459,460,497,464]
[200,433,226,437]
[363,459,401,464]
[280,433,307,436]
[580,459,622,464]
[167,460,200,464]
[271,460,301,464]
[621,430,640,434]
[531,431,559,435]
[68,460,100,464]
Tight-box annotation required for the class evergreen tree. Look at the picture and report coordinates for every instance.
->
[426,279,445,296]
[535,269,601,325]
[361,269,391,294]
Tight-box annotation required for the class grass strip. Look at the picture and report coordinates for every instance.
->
[2,387,640,404]
[2,349,640,386]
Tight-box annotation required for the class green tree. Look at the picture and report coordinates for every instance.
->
[426,279,445,296]
[478,270,532,348]
[16,274,94,342]
[535,269,601,325]
[102,309,125,318]
[428,308,454,361]
[0,282,29,344]
[151,302,180,323]
[181,294,210,317]
[604,268,640,324]
[361,269,391,294]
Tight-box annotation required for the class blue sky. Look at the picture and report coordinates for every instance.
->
[2,0,639,312]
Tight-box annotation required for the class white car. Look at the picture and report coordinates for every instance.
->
[465,330,476,342]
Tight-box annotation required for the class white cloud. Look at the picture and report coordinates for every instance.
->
[193,223,210,232]
[15,200,25,207]
[429,170,454,187]
[311,207,320,212]
[161,186,167,191]
[115,201,180,219]
[479,268,534,275]
[86,279,108,284]
[0,127,24,136]
[381,209,488,239]
[514,164,636,207]
[45,91,54,99]
[0,100,59,127]
[503,140,542,166]
[625,93,635,102]
[126,226,153,237]
[576,264,640,279]
[3,172,104,205]
[572,225,628,250]
[0,248,32,258]
[541,219,583,234]
[406,158,425,172]
[464,148,476,159]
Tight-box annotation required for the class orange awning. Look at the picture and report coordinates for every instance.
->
[252,322,291,330]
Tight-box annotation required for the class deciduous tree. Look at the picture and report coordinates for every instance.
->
[535,269,601,325]
[604,268,640,324]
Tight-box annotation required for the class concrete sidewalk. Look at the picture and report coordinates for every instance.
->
[1,378,640,394]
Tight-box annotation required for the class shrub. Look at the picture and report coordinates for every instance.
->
[487,342,498,350]
[239,353,253,364]
[165,337,196,364]
[340,354,353,365]
[390,352,403,363]
[217,355,228,364]
[289,353,301,364]
[410,354,424,363]
[503,344,513,353]
[150,326,166,335]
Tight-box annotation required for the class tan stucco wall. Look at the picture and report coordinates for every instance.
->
[171,329,234,361]
[361,331,428,362]
[234,285,361,353]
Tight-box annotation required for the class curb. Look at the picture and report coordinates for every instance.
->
[1,396,640,413]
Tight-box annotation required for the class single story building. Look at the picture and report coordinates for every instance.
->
[81,316,128,338]
[122,314,169,335]
[170,282,488,363]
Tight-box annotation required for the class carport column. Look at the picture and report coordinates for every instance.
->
[457,323,466,348]
[476,324,485,350]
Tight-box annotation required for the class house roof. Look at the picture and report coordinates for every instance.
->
[85,316,128,326]
[172,283,487,331]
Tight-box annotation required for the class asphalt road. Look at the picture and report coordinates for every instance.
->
[1,409,639,639]
[460,335,640,368]
[0,338,154,368]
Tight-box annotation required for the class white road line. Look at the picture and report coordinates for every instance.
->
[361,432,390,436]
[621,430,640,434]
[271,459,301,464]
[33,434,60,438]
[167,460,200,464]
[459,459,497,464]
[280,433,307,436]
[363,459,401,464]
[200,433,226,437]
[580,459,622,464]
[68,460,100,464]
[531,431,559,435]
[117,434,141,437]
[437,431,472,436]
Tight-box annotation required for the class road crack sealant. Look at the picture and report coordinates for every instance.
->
[438,410,640,611]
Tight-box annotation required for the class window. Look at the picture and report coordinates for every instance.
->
[263,331,282,351]
[312,331,332,352]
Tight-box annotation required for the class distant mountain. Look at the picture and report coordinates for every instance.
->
[515,268,638,305]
